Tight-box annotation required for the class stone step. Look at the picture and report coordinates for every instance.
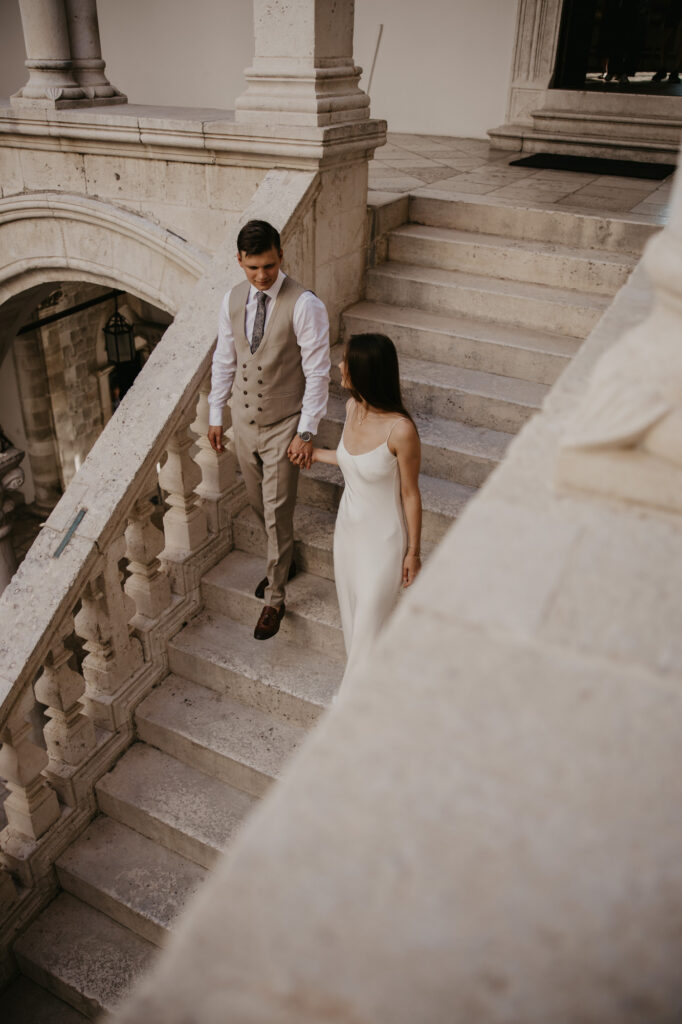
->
[329,343,547,433]
[408,193,658,254]
[342,300,579,386]
[388,222,636,295]
[298,461,474,546]
[202,549,344,657]
[366,261,609,338]
[2,975,88,1023]
[56,815,206,948]
[96,742,256,869]
[532,107,682,146]
[135,674,306,798]
[12,893,154,1020]
[168,609,342,727]
[317,396,511,489]
[233,501,336,581]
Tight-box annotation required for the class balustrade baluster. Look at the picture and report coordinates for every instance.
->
[33,622,96,807]
[0,687,60,843]
[125,485,172,623]
[74,535,143,730]
[159,403,208,560]
[191,376,237,534]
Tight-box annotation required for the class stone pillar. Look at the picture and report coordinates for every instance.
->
[235,0,369,126]
[0,438,26,595]
[13,333,62,514]
[11,0,87,108]
[64,0,126,104]
[501,0,564,126]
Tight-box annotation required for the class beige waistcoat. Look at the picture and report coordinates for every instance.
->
[229,276,307,428]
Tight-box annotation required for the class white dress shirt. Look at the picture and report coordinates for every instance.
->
[208,271,330,435]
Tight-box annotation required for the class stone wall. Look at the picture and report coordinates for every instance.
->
[0,134,265,255]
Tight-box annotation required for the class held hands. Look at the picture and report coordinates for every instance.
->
[402,550,421,588]
[287,435,314,470]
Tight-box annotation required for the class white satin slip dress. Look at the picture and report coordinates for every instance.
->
[333,419,407,686]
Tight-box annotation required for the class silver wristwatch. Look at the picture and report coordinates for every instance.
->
[298,431,313,443]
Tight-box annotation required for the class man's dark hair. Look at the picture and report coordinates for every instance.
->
[237,220,281,256]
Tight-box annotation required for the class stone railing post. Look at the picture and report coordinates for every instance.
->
[33,623,97,807]
[74,536,144,731]
[12,0,87,107]
[64,0,126,104]
[159,403,208,563]
[235,0,369,127]
[191,376,237,535]
[0,688,61,853]
[124,487,173,625]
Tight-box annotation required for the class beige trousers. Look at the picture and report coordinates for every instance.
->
[232,410,299,607]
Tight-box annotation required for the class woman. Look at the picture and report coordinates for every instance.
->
[309,333,422,686]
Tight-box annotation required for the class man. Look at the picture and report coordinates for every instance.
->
[208,220,330,640]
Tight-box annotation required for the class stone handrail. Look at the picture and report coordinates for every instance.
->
[0,167,319,980]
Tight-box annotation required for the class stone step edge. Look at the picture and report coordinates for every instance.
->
[369,260,611,309]
[96,742,257,870]
[390,222,638,267]
[55,815,206,948]
[136,673,306,796]
[342,300,581,357]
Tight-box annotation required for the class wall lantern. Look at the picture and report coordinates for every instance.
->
[103,295,136,364]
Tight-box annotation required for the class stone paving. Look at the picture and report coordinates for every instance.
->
[370,133,673,223]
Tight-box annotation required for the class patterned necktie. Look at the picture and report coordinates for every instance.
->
[250,290,268,354]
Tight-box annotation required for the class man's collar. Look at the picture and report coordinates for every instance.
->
[248,269,286,303]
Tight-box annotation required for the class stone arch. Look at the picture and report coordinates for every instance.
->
[0,192,210,364]
[0,193,209,516]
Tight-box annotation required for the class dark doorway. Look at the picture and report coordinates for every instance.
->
[553,0,682,92]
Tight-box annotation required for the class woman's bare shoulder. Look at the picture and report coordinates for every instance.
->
[390,415,419,453]
[392,416,418,441]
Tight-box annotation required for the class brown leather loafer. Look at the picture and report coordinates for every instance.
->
[254,560,297,599]
[254,603,285,640]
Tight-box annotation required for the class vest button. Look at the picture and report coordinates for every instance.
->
[257,393,262,398]
[257,407,262,412]
[257,366,262,371]
[250,419,255,424]
[243,390,247,395]
[245,403,249,408]
[242,363,246,368]
[257,379,263,384]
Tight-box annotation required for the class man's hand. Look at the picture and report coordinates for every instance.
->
[208,425,224,453]
[288,434,313,469]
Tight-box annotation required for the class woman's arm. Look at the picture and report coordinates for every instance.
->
[311,446,338,466]
[392,419,422,587]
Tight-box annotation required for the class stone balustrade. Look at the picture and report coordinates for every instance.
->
[0,167,320,985]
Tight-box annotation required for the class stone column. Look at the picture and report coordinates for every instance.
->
[13,332,62,514]
[491,0,564,128]
[11,0,87,108]
[64,0,126,104]
[235,0,369,126]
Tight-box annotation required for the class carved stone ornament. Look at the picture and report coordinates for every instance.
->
[556,219,682,516]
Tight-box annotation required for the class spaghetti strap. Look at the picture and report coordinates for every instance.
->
[385,417,403,447]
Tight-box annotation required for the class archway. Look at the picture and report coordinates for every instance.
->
[0,193,209,571]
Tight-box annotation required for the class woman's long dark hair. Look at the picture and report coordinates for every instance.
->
[344,333,414,424]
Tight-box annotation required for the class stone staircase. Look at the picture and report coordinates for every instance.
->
[2,193,653,1021]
